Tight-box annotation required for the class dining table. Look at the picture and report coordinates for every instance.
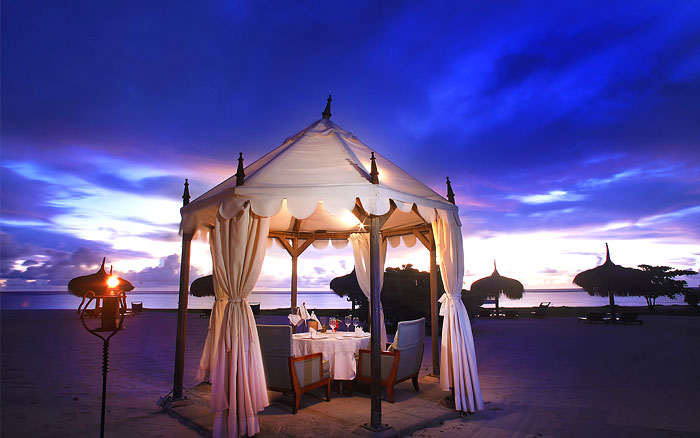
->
[292,331,371,380]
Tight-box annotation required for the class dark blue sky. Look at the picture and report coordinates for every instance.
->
[2,1,699,290]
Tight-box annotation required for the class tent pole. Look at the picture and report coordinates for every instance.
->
[173,232,193,399]
[609,294,616,324]
[369,215,383,430]
[291,237,298,333]
[429,234,439,376]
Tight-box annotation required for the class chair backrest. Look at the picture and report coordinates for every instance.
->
[250,302,261,317]
[392,318,425,381]
[257,325,293,390]
[132,302,143,313]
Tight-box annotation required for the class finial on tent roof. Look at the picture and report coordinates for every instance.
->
[370,152,379,184]
[182,179,191,206]
[446,177,455,204]
[493,260,498,273]
[100,257,106,271]
[322,95,332,119]
[605,242,611,264]
[236,153,245,187]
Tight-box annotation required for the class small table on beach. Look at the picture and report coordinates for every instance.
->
[292,331,371,380]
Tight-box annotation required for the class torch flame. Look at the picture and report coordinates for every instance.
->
[106,275,120,289]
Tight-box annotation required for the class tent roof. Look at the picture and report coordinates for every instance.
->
[181,117,458,236]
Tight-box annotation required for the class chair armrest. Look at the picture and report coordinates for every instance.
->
[357,349,399,382]
[290,353,326,388]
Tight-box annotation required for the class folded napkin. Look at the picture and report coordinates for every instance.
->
[308,327,318,339]
[299,302,310,321]
[355,327,366,335]
[288,313,302,326]
[309,311,321,325]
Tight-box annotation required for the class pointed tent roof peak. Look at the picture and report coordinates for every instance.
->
[322,95,332,119]
[493,260,499,275]
[182,109,459,233]
[604,242,612,264]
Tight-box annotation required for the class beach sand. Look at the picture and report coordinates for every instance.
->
[2,310,699,437]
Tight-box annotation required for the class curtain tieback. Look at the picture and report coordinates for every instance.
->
[218,298,249,352]
[438,292,461,316]
[217,298,244,304]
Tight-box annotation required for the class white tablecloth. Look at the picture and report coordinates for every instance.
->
[292,332,371,380]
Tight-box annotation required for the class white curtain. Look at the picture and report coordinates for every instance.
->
[349,233,388,348]
[432,211,483,413]
[197,204,270,437]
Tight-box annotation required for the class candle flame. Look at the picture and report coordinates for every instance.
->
[106,275,120,288]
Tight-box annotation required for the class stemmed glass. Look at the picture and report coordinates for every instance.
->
[329,316,337,333]
[353,317,359,332]
[345,315,352,332]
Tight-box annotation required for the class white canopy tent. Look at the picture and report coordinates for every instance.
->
[173,98,483,436]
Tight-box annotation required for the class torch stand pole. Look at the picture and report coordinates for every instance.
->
[100,338,110,438]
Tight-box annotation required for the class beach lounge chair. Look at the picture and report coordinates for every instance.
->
[257,325,331,414]
[250,302,261,317]
[478,309,492,318]
[531,302,551,319]
[617,312,643,324]
[577,312,608,324]
[504,309,518,319]
[354,318,425,403]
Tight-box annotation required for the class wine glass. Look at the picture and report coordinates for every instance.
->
[329,316,336,333]
[344,315,352,332]
[353,316,359,332]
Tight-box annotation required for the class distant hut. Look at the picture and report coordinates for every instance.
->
[190,274,214,297]
[573,243,650,322]
[470,261,524,316]
[68,257,134,312]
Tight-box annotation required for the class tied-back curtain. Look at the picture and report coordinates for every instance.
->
[197,203,270,437]
[348,233,388,348]
[432,211,483,413]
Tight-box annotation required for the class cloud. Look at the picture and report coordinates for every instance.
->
[511,190,584,205]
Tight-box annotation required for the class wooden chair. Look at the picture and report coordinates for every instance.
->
[257,325,331,413]
[354,318,425,403]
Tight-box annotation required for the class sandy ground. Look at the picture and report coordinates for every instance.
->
[2,310,699,437]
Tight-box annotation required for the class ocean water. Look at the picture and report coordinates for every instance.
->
[0,289,685,311]
[0,290,351,311]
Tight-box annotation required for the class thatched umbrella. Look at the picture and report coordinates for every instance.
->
[573,243,650,323]
[190,274,214,297]
[68,257,134,312]
[470,261,524,316]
